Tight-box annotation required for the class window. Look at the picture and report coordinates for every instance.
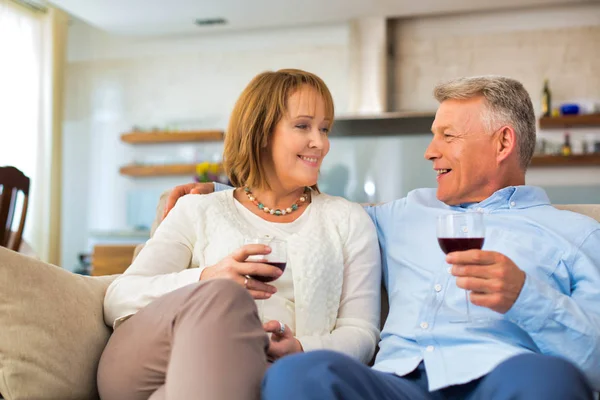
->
[0,1,43,183]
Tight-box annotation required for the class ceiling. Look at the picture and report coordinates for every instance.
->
[48,0,595,36]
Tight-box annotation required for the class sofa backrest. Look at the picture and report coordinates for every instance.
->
[554,204,600,222]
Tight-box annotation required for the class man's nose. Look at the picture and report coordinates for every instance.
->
[424,139,440,161]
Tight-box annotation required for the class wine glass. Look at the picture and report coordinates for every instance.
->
[244,237,287,282]
[437,213,485,323]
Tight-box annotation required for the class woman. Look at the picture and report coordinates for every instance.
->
[97,69,381,400]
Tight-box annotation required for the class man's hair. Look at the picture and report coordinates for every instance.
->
[433,75,536,169]
[223,68,334,190]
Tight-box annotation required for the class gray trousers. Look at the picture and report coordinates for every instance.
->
[97,279,269,400]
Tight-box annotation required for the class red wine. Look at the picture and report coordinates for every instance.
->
[251,262,287,282]
[438,238,484,254]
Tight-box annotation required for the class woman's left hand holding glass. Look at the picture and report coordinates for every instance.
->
[263,320,303,361]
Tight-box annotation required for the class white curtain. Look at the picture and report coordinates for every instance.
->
[0,0,66,264]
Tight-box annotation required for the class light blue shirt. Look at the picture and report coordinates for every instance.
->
[366,186,600,391]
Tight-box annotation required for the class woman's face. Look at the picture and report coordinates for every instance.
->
[265,85,331,191]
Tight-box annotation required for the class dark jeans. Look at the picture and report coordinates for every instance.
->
[262,350,593,400]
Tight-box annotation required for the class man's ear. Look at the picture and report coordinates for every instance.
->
[496,126,517,164]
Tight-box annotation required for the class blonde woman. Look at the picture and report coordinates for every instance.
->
[97,69,381,400]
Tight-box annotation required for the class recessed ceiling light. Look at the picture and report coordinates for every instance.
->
[194,18,227,27]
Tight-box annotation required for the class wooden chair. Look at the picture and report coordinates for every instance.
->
[0,166,30,251]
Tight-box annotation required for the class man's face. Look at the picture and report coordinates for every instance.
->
[425,96,501,205]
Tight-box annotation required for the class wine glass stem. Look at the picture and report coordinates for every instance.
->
[464,290,471,323]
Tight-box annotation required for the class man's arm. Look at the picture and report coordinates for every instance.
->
[506,229,600,390]
[451,229,600,390]
[163,180,384,218]
[163,182,233,218]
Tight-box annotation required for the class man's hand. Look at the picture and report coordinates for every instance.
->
[448,250,526,314]
[263,320,303,361]
[163,182,215,218]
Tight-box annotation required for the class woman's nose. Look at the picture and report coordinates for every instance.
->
[309,128,324,149]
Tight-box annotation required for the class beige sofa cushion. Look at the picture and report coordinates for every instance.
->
[554,204,600,222]
[0,247,116,400]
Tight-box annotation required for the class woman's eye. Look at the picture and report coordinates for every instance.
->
[321,127,330,134]
[296,124,309,130]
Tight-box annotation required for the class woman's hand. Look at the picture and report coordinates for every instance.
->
[264,320,303,361]
[200,244,281,299]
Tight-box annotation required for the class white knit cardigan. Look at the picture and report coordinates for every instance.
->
[104,190,381,363]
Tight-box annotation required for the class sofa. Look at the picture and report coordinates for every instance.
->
[0,194,598,400]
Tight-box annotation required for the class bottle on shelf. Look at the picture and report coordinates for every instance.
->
[541,79,552,118]
[561,132,572,157]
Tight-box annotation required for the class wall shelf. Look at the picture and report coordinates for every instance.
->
[530,154,600,167]
[121,130,224,144]
[538,114,600,130]
[119,164,197,177]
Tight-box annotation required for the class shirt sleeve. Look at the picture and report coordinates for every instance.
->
[504,228,600,390]
[214,182,233,192]
[103,195,205,328]
[297,202,382,364]
[362,199,405,290]
[363,204,378,226]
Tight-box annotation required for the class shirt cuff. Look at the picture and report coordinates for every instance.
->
[177,267,204,286]
[213,182,232,192]
[504,272,556,332]
[296,336,324,353]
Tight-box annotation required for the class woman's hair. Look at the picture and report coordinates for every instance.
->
[223,68,334,190]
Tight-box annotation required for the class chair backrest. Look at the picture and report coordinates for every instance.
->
[0,166,30,251]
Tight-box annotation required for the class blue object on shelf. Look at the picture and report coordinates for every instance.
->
[560,104,580,115]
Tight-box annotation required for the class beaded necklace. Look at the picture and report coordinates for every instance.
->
[243,187,310,216]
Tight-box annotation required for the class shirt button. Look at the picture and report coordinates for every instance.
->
[426,345,435,352]
[434,284,442,292]
[447,266,452,274]
[476,207,484,212]
[510,201,516,207]
[420,322,429,329]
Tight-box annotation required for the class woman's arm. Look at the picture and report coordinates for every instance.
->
[103,195,202,327]
[104,194,283,328]
[297,202,382,363]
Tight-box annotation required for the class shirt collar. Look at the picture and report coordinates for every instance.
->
[449,185,550,212]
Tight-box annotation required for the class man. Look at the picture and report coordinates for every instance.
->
[164,76,599,399]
